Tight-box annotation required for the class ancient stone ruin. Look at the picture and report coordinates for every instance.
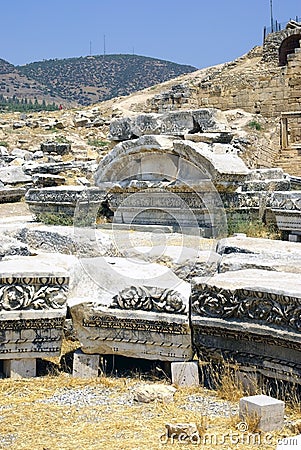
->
[1,21,301,390]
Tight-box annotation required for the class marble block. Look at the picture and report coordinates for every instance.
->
[3,358,36,379]
[69,257,192,362]
[239,394,284,432]
[191,269,301,380]
[0,257,69,360]
[73,349,100,378]
[171,361,199,387]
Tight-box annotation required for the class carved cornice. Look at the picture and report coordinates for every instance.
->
[25,188,105,205]
[191,285,301,332]
[270,192,301,211]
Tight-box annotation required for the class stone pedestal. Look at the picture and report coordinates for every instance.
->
[289,233,301,242]
[3,358,36,379]
[171,361,199,387]
[239,394,284,432]
[73,349,100,378]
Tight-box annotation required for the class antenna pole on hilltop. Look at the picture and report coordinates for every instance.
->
[89,40,92,56]
[270,0,274,32]
[103,34,106,56]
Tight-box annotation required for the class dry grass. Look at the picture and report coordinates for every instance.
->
[0,367,299,450]
[0,343,300,449]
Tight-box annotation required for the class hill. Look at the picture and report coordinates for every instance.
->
[0,58,15,74]
[17,54,197,106]
[0,58,75,110]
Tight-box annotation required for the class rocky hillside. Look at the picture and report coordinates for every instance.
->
[17,55,197,105]
[0,58,15,74]
[0,58,73,109]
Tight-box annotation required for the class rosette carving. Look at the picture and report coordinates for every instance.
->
[0,284,68,311]
[111,286,186,314]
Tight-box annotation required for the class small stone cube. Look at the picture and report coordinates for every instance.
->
[171,361,199,387]
[73,349,100,378]
[239,394,284,432]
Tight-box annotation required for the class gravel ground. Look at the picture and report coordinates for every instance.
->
[38,384,237,418]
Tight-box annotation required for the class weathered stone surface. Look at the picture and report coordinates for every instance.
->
[184,132,233,144]
[216,235,301,259]
[174,140,249,184]
[69,257,192,361]
[219,253,301,274]
[191,269,301,379]
[97,135,249,187]
[32,173,66,187]
[0,166,32,185]
[23,160,90,175]
[270,191,301,234]
[3,358,36,379]
[109,109,229,141]
[0,187,26,203]
[123,246,221,281]
[239,395,284,432]
[72,349,100,378]
[241,168,291,192]
[11,148,31,159]
[25,186,107,220]
[171,361,199,387]
[132,384,176,403]
[9,225,114,257]
[94,134,248,233]
[41,141,71,155]
[109,116,133,140]
[0,146,8,156]
[73,117,90,127]
[192,108,228,132]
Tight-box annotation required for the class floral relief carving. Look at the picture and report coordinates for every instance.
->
[111,285,186,314]
[191,285,301,332]
[0,284,68,311]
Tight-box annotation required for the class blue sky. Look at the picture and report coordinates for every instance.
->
[0,0,300,68]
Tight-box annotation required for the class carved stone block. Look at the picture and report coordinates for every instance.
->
[0,258,69,360]
[191,269,301,380]
[70,281,192,362]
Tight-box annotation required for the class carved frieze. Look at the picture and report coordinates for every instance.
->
[0,277,69,311]
[111,285,187,314]
[83,315,188,335]
[270,192,301,211]
[25,187,106,205]
[0,274,69,359]
[191,284,301,332]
